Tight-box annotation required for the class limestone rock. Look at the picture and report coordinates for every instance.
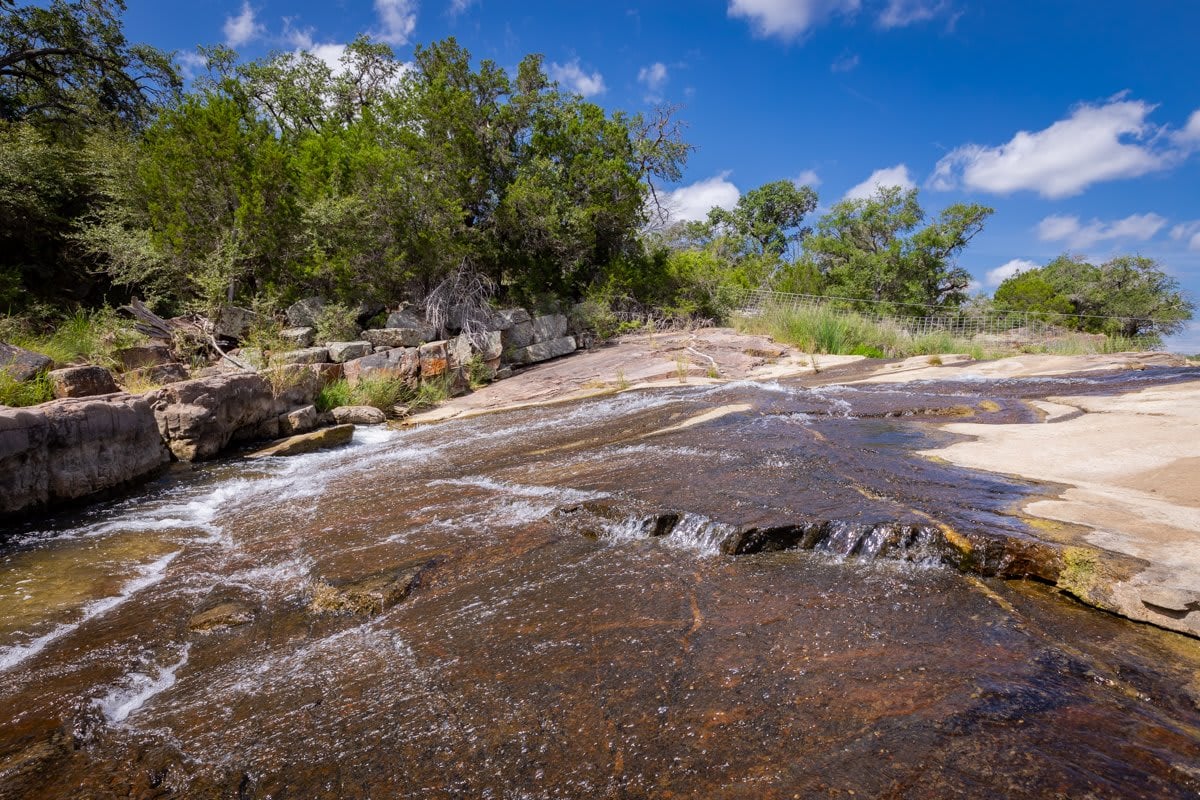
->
[343,348,418,386]
[332,405,386,425]
[327,341,372,363]
[419,340,449,378]
[47,365,119,399]
[286,297,326,328]
[307,562,429,615]
[354,300,387,326]
[115,344,174,371]
[0,394,171,517]
[447,333,474,370]
[385,305,427,330]
[188,600,254,632]
[501,320,535,351]
[363,328,433,348]
[508,336,577,365]
[280,327,316,348]
[488,308,530,331]
[151,373,276,461]
[0,342,53,381]
[271,347,329,365]
[478,330,503,361]
[531,313,568,343]
[280,404,319,435]
[246,423,354,458]
[215,306,262,341]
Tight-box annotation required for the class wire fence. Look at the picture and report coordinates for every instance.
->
[731,289,1156,343]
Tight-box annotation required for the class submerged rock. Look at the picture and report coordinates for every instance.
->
[307,562,431,615]
[0,393,170,518]
[245,424,354,458]
[188,600,255,632]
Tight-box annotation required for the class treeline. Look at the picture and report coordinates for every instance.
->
[1,0,1192,343]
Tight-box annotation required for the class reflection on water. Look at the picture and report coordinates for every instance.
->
[0,369,1198,799]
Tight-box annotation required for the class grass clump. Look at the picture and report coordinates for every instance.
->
[316,374,445,416]
[1,308,145,368]
[0,371,54,407]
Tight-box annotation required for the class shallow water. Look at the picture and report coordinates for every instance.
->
[1,369,1198,798]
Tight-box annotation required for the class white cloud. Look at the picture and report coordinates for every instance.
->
[929,97,1199,199]
[985,258,1038,288]
[176,50,208,80]
[1036,213,1167,250]
[830,52,859,72]
[843,164,914,200]
[448,0,475,16]
[1174,110,1200,146]
[1170,221,1200,251]
[282,22,348,73]
[878,0,947,28]
[727,0,860,41]
[549,59,606,97]
[637,62,668,101]
[664,173,741,223]
[374,0,417,46]
[794,169,821,188]
[223,1,265,47]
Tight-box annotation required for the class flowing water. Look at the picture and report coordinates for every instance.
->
[1,369,1199,798]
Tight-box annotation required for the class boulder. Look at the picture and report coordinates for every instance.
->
[327,341,373,363]
[121,363,189,387]
[354,300,387,327]
[280,404,319,435]
[0,343,53,382]
[508,336,577,365]
[418,341,449,378]
[214,306,263,341]
[363,328,434,348]
[531,313,568,343]
[0,394,171,518]
[188,600,254,632]
[115,344,174,371]
[447,333,474,370]
[501,320,535,351]
[332,405,386,425]
[230,347,266,370]
[151,373,276,461]
[279,327,316,348]
[478,330,503,361]
[385,305,426,329]
[261,365,324,413]
[342,348,419,386]
[488,308,531,331]
[304,362,344,386]
[245,424,354,458]
[286,297,326,328]
[270,347,329,366]
[48,365,120,399]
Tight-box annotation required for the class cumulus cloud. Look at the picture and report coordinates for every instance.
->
[1170,221,1200,251]
[374,0,417,46]
[281,22,348,72]
[1036,213,1167,250]
[175,50,208,80]
[223,1,265,47]
[727,0,860,41]
[794,169,821,188]
[549,59,606,97]
[448,0,475,16]
[877,0,948,28]
[985,258,1038,288]
[843,164,914,200]
[929,97,1200,198]
[638,62,669,102]
[664,173,741,223]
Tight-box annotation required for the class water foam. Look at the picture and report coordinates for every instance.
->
[97,644,191,724]
[0,551,179,672]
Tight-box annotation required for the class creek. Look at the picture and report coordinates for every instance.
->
[1,369,1198,798]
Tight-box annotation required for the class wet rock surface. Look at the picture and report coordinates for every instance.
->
[0,366,1198,798]
[245,423,354,458]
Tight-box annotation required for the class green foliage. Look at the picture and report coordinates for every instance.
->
[0,370,53,406]
[804,186,992,310]
[993,255,1194,340]
[413,376,451,408]
[315,379,352,412]
[313,302,361,343]
[316,375,414,414]
[707,179,818,259]
[2,307,143,367]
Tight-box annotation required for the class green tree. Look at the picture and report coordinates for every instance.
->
[992,269,1074,317]
[707,179,818,259]
[804,186,991,310]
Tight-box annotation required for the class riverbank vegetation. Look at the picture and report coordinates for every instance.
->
[1,0,1194,389]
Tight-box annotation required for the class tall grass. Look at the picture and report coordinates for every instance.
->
[316,375,449,416]
[735,303,1145,360]
[1,309,145,368]
[0,371,54,407]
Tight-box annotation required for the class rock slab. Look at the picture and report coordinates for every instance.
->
[0,394,170,518]
[48,365,119,399]
[0,343,52,382]
[246,424,354,458]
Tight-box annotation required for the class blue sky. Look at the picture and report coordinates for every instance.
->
[122,1,1200,350]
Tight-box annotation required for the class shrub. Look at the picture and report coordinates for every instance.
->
[314,303,360,343]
